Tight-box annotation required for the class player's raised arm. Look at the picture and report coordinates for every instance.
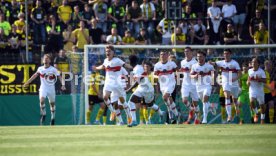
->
[123,63,133,70]
[23,72,39,87]
[92,64,105,71]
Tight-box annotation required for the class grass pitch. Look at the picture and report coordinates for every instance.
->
[1,125,276,156]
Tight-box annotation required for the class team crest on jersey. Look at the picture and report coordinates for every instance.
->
[204,68,208,72]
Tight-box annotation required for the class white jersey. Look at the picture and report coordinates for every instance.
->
[119,67,128,89]
[36,65,59,90]
[154,61,177,88]
[103,57,125,86]
[180,58,197,86]
[216,59,240,86]
[133,65,152,89]
[191,63,214,87]
[248,67,266,93]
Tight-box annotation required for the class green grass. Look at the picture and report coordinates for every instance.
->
[1,125,276,156]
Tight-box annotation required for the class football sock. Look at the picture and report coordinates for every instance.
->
[40,103,46,116]
[116,109,123,123]
[149,108,155,118]
[50,105,55,120]
[129,101,137,122]
[86,110,91,123]
[240,105,244,121]
[269,108,274,123]
[261,113,265,120]
[143,107,149,122]
[221,106,227,121]
[123,103,131,118]
[96,108,104,121]
[203,102,209,121]
[140,109,144,123]
[103,116,107,124]
[225,99,232,119]
[170,102,178,117]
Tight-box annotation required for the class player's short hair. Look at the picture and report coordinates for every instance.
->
[129,54,138,65]
[197,50,206,57]
[44,54,52,60]
[242,62,248,67]
[142,60,152,67]
[264,59,271,65]
[184,46,192,51]
[106,44,115,51]
[160,50,169,54]
[223,49,232,53]
[252,57,260,64]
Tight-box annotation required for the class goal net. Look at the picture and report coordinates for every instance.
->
[69,44,276,125]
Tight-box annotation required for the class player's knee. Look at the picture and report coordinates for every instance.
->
[103,96,109,102]
[100,103,105,109]
[163,95,168,101]
[182,99,188,105]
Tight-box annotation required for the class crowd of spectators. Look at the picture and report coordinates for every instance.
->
[0,0,275,63]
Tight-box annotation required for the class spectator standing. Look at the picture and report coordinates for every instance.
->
[31,0,47,45]
[72,20,90,52]
[93,0,108,34]
[108,0,126,36]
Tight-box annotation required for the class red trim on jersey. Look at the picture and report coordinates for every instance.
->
[249,77,261,82]
[142,72,148,76]
[221,67,238,73]
[105,66,121,72]
[180,67,190,72]
[40,73,45,78]
[196,71,212,76]
[155,69,174,76]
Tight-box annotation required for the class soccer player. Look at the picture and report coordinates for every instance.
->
[180,47,200,124]
[86,69,106,125]
[210,49,241,123]
[191,51,215,124]
[264,60,274,123]
[237,63,250,124]
[110,66,131,125]
[247,57,266,124]
[127,55,165,127]
[92,45,133,122]
[154,51,179,124]
[23,54,66,125]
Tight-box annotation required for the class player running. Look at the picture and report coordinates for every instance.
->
[237,63,250,124]
[154,51,179,124]
[209,49,242,123]
[180,47,200,124]
[23,54,66,125]
[86,68,106,125]
[247,57,266,124]
[127,55,165,127]
[110,66,132,125]
[191,51,215,124]
[92,45,133,122]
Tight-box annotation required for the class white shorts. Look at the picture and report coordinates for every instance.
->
[249,91,265,105]
[133,86,154,104]
[160,82,176,95]
[181,85,199,101]
[39,88,55,103]
[110,91,126,105]
[197,85,212,100]
[103,84,125,98]
[222,84,241,98]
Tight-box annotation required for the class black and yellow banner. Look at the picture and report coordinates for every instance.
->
[0,64,39,95]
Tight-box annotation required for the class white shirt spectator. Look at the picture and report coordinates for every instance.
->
[222,4,237,18]
[140,2,155,19]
